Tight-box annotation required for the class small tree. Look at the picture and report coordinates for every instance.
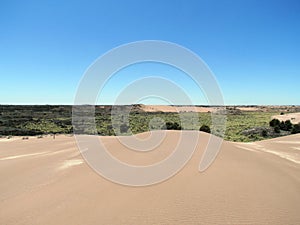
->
[274,126,281,133]
[284,120,293,131]
[172,122,181,130]
[279,121,286,130]
[269,119,280,127]
[261,130,268,137]
[291,123,300,134]
[166,122,173,130]
[200,125,211,133]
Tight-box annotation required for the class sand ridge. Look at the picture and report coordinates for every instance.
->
[0,132,299,225]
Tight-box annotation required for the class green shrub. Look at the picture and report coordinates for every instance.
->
[261,130,268,137]
[291,123,300,134]
[274,126,281,133]
[120,123,129,133]
[269,118,280,127]
[200,125,211,133]
[279,121,285,130]
[284,120,293,131]
[166,122,182,130]
[278,120,293,131]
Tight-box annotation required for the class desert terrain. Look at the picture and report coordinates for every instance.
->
[272,112,300,124]
[139,105,300,113]
[1,131,299,225]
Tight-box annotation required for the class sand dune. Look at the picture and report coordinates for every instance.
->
[140,105,217,113]
[272,112,300,124]
[0,132,299,225]
[140,105,263,113]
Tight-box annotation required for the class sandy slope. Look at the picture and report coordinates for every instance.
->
[272,112,300,124]
[140,105,263,113]
[0,132,299,225]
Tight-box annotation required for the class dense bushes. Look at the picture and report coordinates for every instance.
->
[261,129,268,137]
[166,122,182,130]
[0,105,73,136]
[0,105,187,136]
[0,127,43,136]
[269,118,300,134]
[281,120,293,131]
[274,126,281,133]
[291,123,300,134]
[269,119,294,132]
[241,118,299,141]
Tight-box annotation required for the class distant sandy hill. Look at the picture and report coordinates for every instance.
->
[1,131,299,224]
[125,104,300,113]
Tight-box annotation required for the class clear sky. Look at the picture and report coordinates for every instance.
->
[0,0,299,105]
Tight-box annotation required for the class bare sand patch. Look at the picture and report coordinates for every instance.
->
[140,105,217,113]
[236,106,261,111]
[272,112,300,124]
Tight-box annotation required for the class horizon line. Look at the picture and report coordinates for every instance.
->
[1,104,300,107]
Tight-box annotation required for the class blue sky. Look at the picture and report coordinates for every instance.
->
[0,0,299,105]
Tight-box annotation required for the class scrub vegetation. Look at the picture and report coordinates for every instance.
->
[1,105,299,142]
